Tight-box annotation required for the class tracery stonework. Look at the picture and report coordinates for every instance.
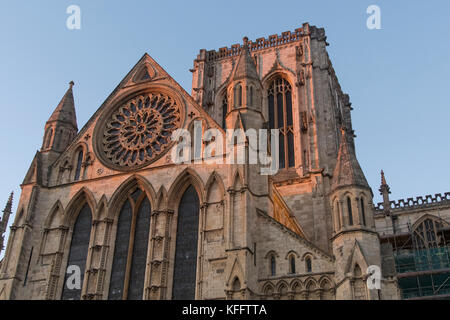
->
[1,24,410,301]
[99,92,181,170]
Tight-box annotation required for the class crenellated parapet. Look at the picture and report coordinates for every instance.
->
[374,192,450,214]
[198,23,327,62]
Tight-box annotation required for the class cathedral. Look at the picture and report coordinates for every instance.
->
[1,23,448,300]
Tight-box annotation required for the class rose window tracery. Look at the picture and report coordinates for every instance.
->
[100,92,181,169]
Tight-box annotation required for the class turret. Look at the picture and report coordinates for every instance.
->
[379,170,397,233]
[225,37,264,131]
[330,128,381,300]
[41,81,78,153]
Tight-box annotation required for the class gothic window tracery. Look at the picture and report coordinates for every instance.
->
[108,188,151,300]
[268,77,294,169]
[413,218,444,249]
[99,92,181,170]
[172,185,200,300]
[61,203,92,300]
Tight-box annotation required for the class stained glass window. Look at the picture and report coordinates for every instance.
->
[268,78,295,169]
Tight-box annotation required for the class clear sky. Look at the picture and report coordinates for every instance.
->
[0,1,449,254]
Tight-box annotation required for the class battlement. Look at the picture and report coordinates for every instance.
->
[199,23,325,62]
[375,192,450,213]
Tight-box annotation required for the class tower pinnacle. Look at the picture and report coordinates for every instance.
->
[0,192,13,255]
[41,82,78,152]
[379,170,391,216]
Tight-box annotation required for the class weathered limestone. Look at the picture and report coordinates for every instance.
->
[0,23,405,300]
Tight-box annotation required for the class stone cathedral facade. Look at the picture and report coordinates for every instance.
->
[0,23,402,300]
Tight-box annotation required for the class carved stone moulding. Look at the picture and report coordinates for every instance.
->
[94,88,184,171]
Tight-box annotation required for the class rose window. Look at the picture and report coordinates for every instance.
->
[100,93,181,169]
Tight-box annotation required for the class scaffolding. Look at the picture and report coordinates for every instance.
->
[378,212,450,300]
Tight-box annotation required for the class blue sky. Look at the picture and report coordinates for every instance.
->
[0,1,449,248]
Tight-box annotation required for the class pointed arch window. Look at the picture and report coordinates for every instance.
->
[289,255,296,274]
[222,94,228,129]
[234,84,242,108]
[74,150,83,181]
[61,203,92,300]
[353,264,367,300]
[108,188,151,300]
[347,197,354,226]
[334,200,341,231]
[43,128,53,149]
[360,197,366,226]
[306,256,312,273]
[172,185,200,300]
[268,77,294,169]
[413,218,444,250]
[248,86,254,107]
[231,277,242,299]
[270,255,276,276]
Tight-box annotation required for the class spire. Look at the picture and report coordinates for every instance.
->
[379,170,391,216]
[230,37,260,82]
[47,81,78,131]
[381,170,387,186]
[331,128,369,191]
[0,192,13,254]
[41,82,79,152]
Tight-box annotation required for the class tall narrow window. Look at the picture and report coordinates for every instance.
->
[268,77,295,169]
[108,188,151,300]
[360,198,366,226]
[172,185,200,300]
[306,257,312,273]
[270,256,276,276]
[335,200,341,231]
[43,128,53,149]
[347,197,353,226]
[290,256,296,274]
[74,151,83,181]
[249,86,254,107]
[61,203,92,300]
[222,95,228,129]
[234,84,242,108]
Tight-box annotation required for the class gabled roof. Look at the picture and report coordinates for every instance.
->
[51,52,223,169]
[331,128,369,191]
[47,82,78,130]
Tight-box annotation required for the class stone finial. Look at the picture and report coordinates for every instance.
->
[69,81,75,88]
[1,192,13,221]
[381,170,387,186]
[0,191,13,254]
